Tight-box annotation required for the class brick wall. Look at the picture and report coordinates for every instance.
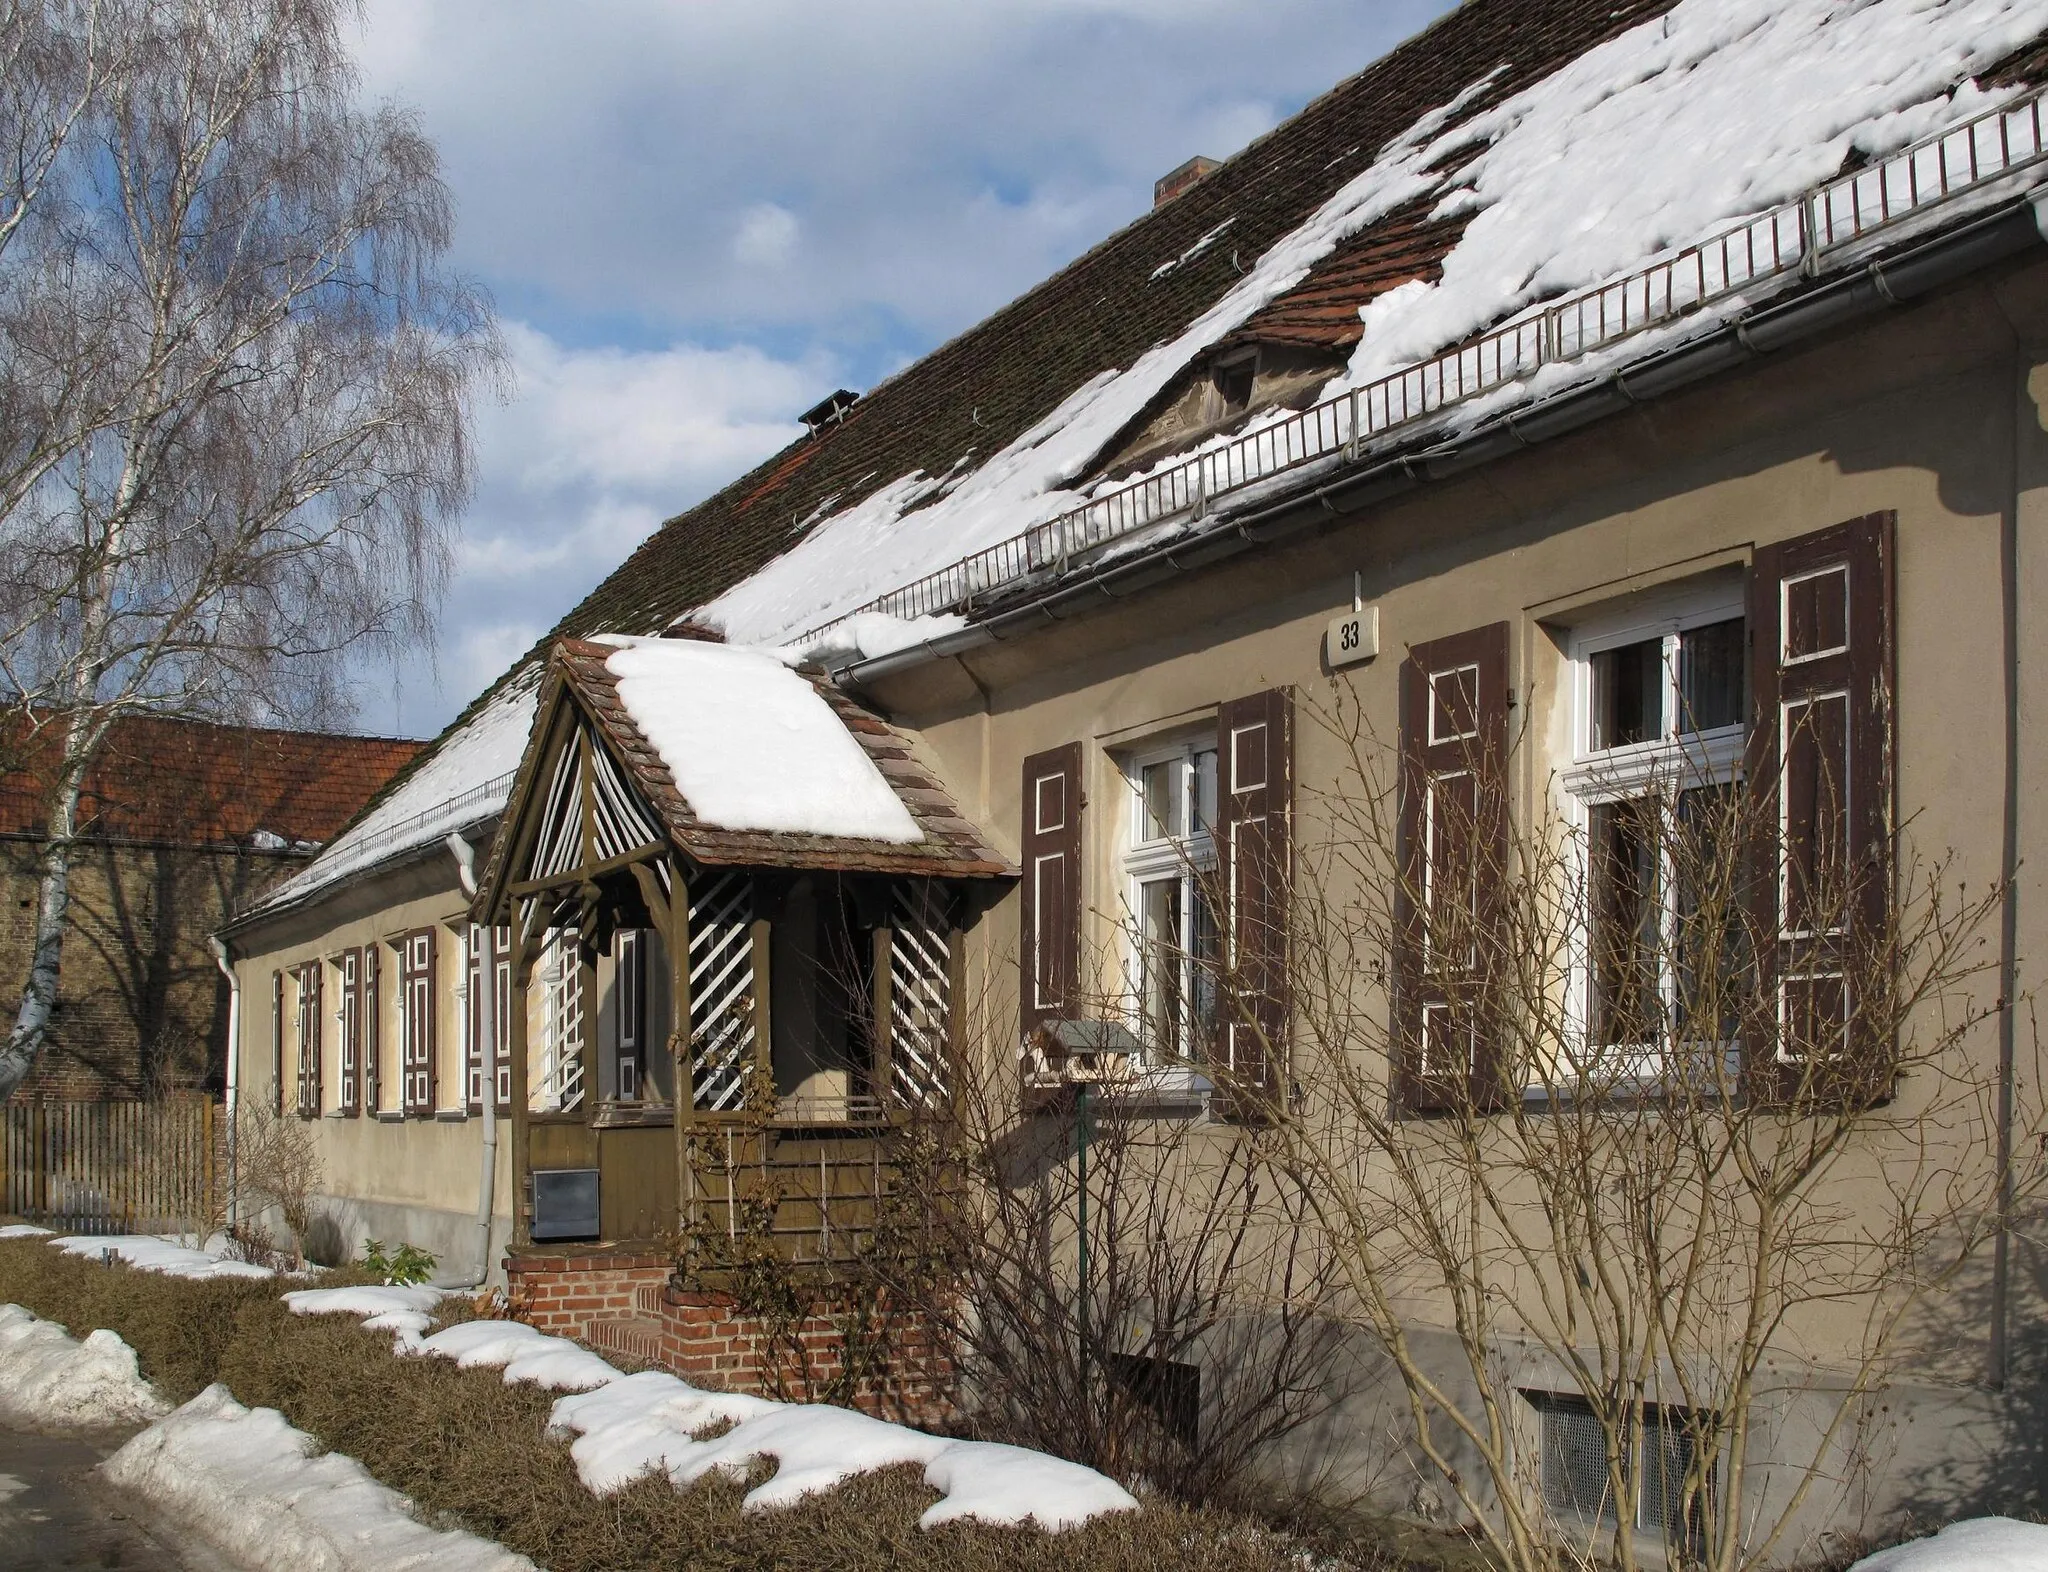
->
[505,1249,955,1424]
[1,837,299,1100]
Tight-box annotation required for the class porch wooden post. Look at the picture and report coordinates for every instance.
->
[871,925,894,1117]
[670,861,693,1230]
[750,916,774,1110]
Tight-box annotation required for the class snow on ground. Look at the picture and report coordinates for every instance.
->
[303,1291,1138,1531]
[1852,1517,2048,1571]
[605,640,923,842]
[50,1234,273,1281]
[284,1285,445,1351]
[695,0,2048,651]
[414,1318,620,1391]
[254,667,542,913]
[550,1371,1139,1530]
[101,1383,534,1572]
[0,1224,52,1238]
[0,1305,166,1430]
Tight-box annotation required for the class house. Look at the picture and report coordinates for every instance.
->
[218,0,2048,1549]
[1,715,418,1099]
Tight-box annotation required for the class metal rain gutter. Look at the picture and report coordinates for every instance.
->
[835,195,2048,690]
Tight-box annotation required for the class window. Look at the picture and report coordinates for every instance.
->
[1563,587,1747,1066]
[1530,1391,1708,1548]
[1123,739,1221,1062]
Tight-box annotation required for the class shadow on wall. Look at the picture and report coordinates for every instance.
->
[1887,1219,2048,1528]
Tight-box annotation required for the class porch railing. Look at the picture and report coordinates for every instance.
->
[1,1096,219,1236]
[685,1126,918,1269]
[798,82,2048,651]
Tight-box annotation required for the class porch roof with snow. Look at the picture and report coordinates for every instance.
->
[475,636,1010,914]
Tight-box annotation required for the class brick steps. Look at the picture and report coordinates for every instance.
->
[585,1315,666,1366]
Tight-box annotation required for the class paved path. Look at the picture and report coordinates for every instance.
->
[0,1423,233,1571]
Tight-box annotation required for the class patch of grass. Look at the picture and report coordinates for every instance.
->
[0,1238,1434,1572]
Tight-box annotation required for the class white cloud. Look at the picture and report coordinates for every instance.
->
[342,0,1458,734]
[733,203,800,268]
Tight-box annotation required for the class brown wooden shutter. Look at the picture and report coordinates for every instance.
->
[270,970,284,1116]
[296,962,322,1118]
[339,950,360,1115]
[402,928,436,1115]
[1215,688,1293,1109]
[1395,622,1511,1113]
[1019,743,1084,1036]
[361,944,380,1114]
[1749,513,1894,1098]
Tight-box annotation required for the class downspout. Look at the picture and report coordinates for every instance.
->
[207,935,239,1232]
[1992,334,2029,1389]
[446,831,497,1291]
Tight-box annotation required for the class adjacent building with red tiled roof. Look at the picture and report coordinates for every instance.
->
[1,715,419,1099]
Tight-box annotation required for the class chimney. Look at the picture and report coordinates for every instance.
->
[1154,155,1220,209]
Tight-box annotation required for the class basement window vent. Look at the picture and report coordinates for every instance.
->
[1106,1352,1200,1450]
[1529,1391,1708,1547]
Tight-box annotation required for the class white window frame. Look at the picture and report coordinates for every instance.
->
[534,927,585,1113]
[1559,583,1747,1074]
[1120,736,1219,1065]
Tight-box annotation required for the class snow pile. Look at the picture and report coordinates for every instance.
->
[102,1383,534,1572]
[696,0,2048,650]
[551,1371,1139,1530]
[0,1223,52,1238]
[300,1291,1138,1531]
[256,667,542,911]
[0,1304,167,1430]
[1852,1517,2048,1571]
[284,1284,445,1351]
[781,609,968,667]
[604,640,922,843]
[50,1234,273,1281]
[414,1318,620,1391]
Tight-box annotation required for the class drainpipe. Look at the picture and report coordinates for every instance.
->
[207,936,239,1232]
[446,831,497,1291]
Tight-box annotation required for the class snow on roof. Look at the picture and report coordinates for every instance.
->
[603,639,922,843]
[246,668,542,915]
[696,0,2048,649]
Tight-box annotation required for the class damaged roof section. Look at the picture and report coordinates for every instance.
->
[545,637,1010,881]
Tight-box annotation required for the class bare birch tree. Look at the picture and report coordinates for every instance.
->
[1212,686,2045,1572]
[0,0,501,1098]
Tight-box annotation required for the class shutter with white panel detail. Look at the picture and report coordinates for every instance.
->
[339,950,360,1115]
[402,929,436,1115]
[1215,689,1292,1107]
[361,945,380,1113]
[1019,743,1083,1038]
[1749,513,1893,1097]
[270,970,285,1116]
[1395,623,1511,1113]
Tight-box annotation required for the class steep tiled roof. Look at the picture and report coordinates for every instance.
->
[0,713,421,850]
[318,0,1706,873]
[530,638,1010,881]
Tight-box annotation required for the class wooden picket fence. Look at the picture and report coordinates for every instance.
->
[1,1097,219,1236]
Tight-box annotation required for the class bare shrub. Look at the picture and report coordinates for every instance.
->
[234,1099,322,1268]
[1229,685,2048,1572]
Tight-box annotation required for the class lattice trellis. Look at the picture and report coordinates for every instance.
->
[530,740,582,882]
[889,880,953,1108]
[535,927,585,1112]
[689,870,755,1113]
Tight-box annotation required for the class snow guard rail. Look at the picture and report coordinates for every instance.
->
[798,82,2048,649]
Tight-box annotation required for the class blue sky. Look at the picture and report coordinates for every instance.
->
[350,0,1455,737]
